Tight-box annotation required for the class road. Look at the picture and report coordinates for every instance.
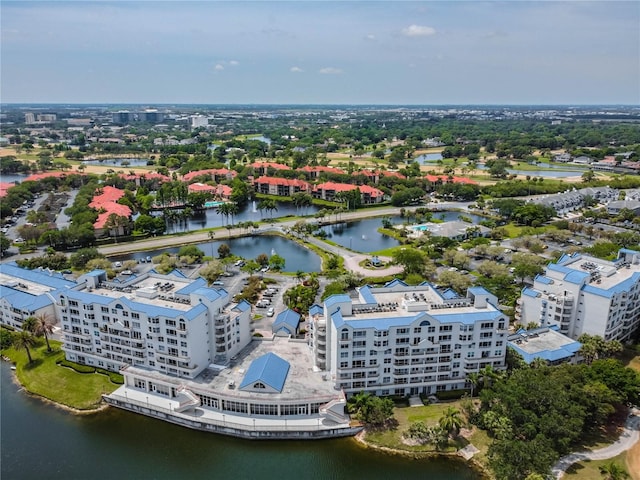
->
[552,410,640,479]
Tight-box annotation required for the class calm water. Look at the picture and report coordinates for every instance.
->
[83,158,152,167]
[0,363,480,480]
[113,235,322,272]
[164,201,319,233]
[0,173,27,183]
[323,212,486,253]
[415,153,443,164]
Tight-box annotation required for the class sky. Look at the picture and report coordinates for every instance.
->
[1,0,639,105]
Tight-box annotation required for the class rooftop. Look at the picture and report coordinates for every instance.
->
[508,327,582,364]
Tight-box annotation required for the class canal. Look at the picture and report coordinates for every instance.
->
[0,363,481,480]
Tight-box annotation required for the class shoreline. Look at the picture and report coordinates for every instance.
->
[352,429,493,479]
[3,358,109,415]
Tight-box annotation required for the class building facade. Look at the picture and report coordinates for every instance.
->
[309,281,508,397]
[517,249,640,342]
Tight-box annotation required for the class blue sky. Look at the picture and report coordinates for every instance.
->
[2,1,638,104]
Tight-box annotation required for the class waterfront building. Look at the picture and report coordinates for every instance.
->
[249,162,291,175]
[312,182,384,204]
[516,249,640,342]
[308,281,508,397]
[254,176,311,196]
[59,270,251,377]
[0,263,74,330]
[507,325,582,365]
[183,168,236,183]
[404,220,490,241]
[531,187,617,215]
[298,165,346,178]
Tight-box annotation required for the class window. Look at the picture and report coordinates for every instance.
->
[353,331,366,337]
[439,325,452,332]
[340,361,348,368]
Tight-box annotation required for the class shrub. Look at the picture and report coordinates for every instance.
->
[57,359,96,374]
[96,367,124,384]
[435,389,468,401]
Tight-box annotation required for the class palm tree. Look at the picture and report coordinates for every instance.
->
[439,406,463,438]
[32,313,55,352]
[598,461,630,480]
[346,391,371,419]
[14,330,37,364]
[467,372,480,396]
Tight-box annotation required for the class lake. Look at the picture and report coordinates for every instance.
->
[0,173,28,184]
[0,362,481,480]
[83,158,152,167]
[163,201,319,233]
[112,235,322,273]
[322,211,487,253]
[414,153,443,164]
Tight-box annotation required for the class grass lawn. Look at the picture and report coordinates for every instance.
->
[364,401,473,454]
[564,452,629,480]
[2,339,120,410]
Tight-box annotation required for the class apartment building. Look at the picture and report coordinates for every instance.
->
[0,264,252,379]
[59,270,251,378]
[517,249,640,342]
[0,263,74,329]
[308,281,508,397]
[253,176,311,197]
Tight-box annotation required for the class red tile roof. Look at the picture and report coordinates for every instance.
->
[24,171,68,182]
[313,182,384,197]
[183,168,236,182]
[119,172,171,183]
[250,162,291,171]
[254,176,310,188]
[0,182,14,198]
[89,186,125,208]
[361,169,406,179]
[188,182,217,193]
[94,203,132,229]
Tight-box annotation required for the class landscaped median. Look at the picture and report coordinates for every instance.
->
[1,338,122,411]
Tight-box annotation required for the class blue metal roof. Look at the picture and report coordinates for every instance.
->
[192,287,223,302]
[547,263,573,275]
[175,277,207,295]
[619,248,639,255]
[272,309,300,334]
[508,335,582,364]
[429,310,504,325]
[441,288,460,300]
[358,285,377,305]
[309,304,323,316]
[239,353,290,393]
[564,270,590,284]
[467,286,490,296]
[85,270,106,277]
[233,300,251,312]
[167,269,187,278]
[0,263,76,290]
[384,278,407,288]
[535,275,553,285]
[324,294,351,312]
[522,287,540,298]
[0,285,53,312]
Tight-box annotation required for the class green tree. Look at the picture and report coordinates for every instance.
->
[31,313,55,352]
[0,233,10,256]
[439,406,463,438]
[392,247,427,275]
[13,330,37,364]
[598,461,630,480]
[217,244,231,259]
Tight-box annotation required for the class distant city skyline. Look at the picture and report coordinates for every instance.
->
[2,1,639,105]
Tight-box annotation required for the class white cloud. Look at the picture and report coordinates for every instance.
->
[319,67,342,75]
[229,60,239,66]
[290,66,303,73]
[214,64,224,71]
[366,34,375,40]
[402,24,436,37]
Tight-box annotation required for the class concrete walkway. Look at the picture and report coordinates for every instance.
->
[552,410,640,479]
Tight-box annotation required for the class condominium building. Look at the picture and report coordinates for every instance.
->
[60,270,251,378]
[517,249,640,342]
[308,281,508,397]
[0,264,252,379]
[0,263,74,329]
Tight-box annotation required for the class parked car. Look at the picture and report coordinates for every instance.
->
[267,307,275,317]
[212,281,224,286]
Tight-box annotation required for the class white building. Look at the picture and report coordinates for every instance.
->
[0,263,74,330]
[190,115,209,128]
[58,269,251,378]
[517,249,640,342]
[309,281,508,397]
